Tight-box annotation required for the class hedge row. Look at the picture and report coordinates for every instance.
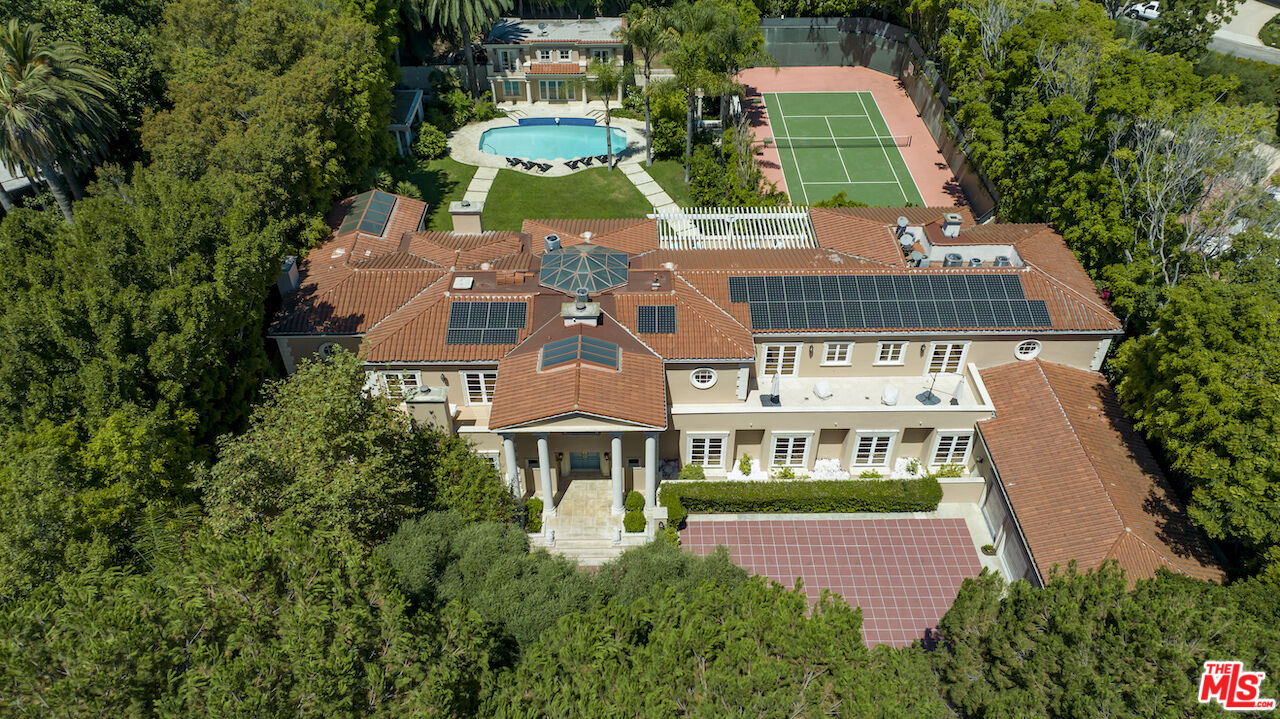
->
[660,478,943,526]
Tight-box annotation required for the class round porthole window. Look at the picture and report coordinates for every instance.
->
[690,368,717,389]
[318,342,341,359]
[1014,339,1042,361]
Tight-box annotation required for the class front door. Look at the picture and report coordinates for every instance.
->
[569,451,601,474]
[538,80,565,101]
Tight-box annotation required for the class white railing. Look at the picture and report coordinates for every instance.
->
[650,206,817,250]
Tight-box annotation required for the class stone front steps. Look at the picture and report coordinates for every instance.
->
[538,533,649,567]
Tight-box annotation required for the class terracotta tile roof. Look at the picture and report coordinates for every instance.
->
[612,275,755,360]
[488,316,667,429]
[361,286,538,363]
[978,360,1225,585]
[631,247,884,271]
[523,218,659,255]
[528,62,583,75]
[808,206,975,266]
[272,263,444,334]
[404,231,527,268]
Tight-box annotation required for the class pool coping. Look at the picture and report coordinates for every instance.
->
[447,114,648,177]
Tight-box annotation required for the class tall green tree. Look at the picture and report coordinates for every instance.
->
[0,520,495,716]
[587,58,631,169]
[1113,276,1280,567]
[1146,0,1242,61]
[618,4,676,166]
[0,19,117,220]
[414,0,513,97]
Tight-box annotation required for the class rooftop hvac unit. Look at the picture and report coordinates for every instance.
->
[943,253,963,267]
[968,257,983,267]
[895,215,909,238]
[544,234,560,252]
[994,255,1011,267]
[942,212,963,238]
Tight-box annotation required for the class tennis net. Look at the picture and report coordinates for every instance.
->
[769,135,912,149]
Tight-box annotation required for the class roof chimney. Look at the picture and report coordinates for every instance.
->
[545,234,561,253]
[277,256,299,294]
[942,212,962,238]
[574,287,588,309]
[449,200,483,234]
[562,290,601,326]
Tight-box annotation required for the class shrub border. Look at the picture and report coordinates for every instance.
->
[660,477,943,526]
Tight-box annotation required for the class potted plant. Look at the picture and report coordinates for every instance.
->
[981,544,996,556]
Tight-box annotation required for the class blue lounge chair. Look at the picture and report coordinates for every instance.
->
[595,155,608,164]
[506,157,521,167]
[579,156,594,166]
[536,162,552,173]
[520,160,536,171]
[564,159,581,170]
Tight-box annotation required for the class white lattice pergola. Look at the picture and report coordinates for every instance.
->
[650,207,817,250]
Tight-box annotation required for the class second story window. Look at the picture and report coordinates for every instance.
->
[822,342,852,366]
[932,432,973,466]
[462,371,497,404]
[538,48,552,61]
[380,371,420,399]
[875,341,906,365]
[853,432,895,466]
[761,343,800,376]
[592,48,612,63]
[558,49,571,61]
[927,342,969,374]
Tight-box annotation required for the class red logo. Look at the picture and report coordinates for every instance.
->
[1199,661,1275,711]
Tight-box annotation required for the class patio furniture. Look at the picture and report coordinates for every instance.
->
[595,155,608,164]
[536,162,552,173]
[579,156,593,166]
[506,157,521,167]
[564,159,581,170]
[520,160,537,171]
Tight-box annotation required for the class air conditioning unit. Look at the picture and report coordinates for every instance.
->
[968,257,983,267]
[943,253,963,267]
[994,255,1011,267]
[544,234,560,252]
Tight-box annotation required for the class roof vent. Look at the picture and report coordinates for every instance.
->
[544,234,561,253]
[574,287,588,309]
[581,231,593,244]
[942,212,963,238]
[943,253,963,268]
[994,255,1011,267]
[881,385,899,406]
[968,257,983,267]
[452,276,474,290]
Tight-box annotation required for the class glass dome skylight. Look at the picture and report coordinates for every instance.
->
[538,244,629,295]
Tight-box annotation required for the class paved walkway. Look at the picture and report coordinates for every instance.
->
[620,162,678,212]
[463,165,498,204]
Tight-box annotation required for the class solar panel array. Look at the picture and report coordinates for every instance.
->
[726,274,1052,330]
[637,305,677,334]
[541,335,620,370]
[338,190,397,236]
[445,301,527,345]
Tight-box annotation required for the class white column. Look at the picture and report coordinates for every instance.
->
[525,80,532,103]
[644,433,657,508]
[537,434,555,516]
[502,435,519,496]
[611,434,624,514]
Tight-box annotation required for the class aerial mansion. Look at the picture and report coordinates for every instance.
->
[270,193,1223,584]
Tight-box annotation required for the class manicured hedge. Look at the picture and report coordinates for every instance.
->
[660,478,943,526]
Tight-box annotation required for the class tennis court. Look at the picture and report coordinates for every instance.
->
[763,91,925,207]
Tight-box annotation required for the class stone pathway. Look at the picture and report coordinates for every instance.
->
[463,165,498,204]
[620,162,679,213]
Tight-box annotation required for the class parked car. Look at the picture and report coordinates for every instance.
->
[1125,1,1159,20]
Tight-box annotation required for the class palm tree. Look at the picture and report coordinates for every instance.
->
[587,59,631,171]
[665,2,720,182]
[416,0,513,98]
[616,5,676,167]
[0,20,116,222]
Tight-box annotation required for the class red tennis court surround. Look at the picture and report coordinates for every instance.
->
[681,518,980,647]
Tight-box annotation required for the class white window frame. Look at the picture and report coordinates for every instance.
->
[591,48,612,63]
[497,49,517,71]
[931,431,973,467]
[379,371,421,399]
[821,341,852,366]
[852,431,897,467]
[1014,339,1042,361]
[761,343,801,377]
[770,432,813,468]
[874,340,907,366]
[690,367,718,389]
[686,433,728,471]
[477,450,501,475]
[926,341,970,374]
[538,79,565,101]
[537,48,552,61]
[460,371,497,404]
[558,48,571,61]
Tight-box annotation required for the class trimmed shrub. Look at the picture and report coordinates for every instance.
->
[660,478,943,526]
[774,467,796,480]
[859,469,883,479]
[678,463,705,480]
[525,497,543,532]
[623,510,646,532]
[936,463,965,478]
[413,124,448,160]
[624,490,645,512]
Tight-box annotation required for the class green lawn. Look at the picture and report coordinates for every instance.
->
[400,157,477,231]
[481,166,652,231]
[646,160,695,208]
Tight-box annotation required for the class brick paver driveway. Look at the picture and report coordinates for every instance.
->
[681,517,981,647]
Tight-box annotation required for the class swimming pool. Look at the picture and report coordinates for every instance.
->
[478,120,628,161]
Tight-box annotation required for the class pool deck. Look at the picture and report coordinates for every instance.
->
[450,107,678,213]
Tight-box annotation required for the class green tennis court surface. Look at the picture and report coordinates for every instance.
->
[764,91,925,207]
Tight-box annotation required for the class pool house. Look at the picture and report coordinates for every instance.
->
[483,17,628,104]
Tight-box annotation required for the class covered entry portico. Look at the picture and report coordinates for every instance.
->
[498,416,663,522]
